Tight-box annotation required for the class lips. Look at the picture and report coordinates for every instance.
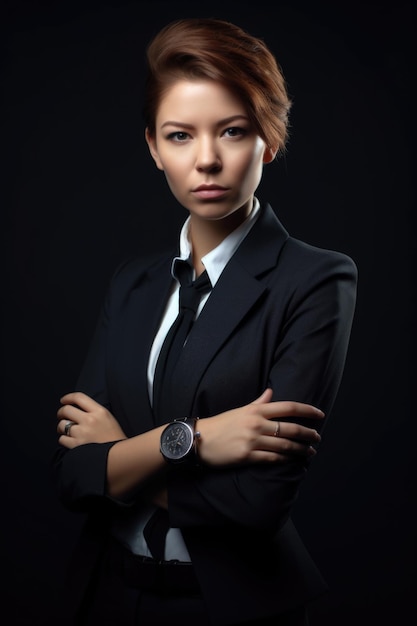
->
[192,184,228,200]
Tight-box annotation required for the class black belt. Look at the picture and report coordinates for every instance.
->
[108,538,201,593]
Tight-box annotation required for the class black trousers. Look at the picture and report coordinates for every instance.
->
[77,538,309,626]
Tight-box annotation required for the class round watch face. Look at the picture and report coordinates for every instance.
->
[160,421,194,462]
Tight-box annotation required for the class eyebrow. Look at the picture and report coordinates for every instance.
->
[160,115,249,130]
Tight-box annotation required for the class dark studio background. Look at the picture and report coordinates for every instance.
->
[1,1,415,624]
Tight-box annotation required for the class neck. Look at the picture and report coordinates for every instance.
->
[188,201,252,272]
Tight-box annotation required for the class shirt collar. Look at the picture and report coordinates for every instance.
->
[172,198,261,287]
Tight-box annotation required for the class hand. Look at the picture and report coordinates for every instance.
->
[197,388,324,466]
[57,392,127,449]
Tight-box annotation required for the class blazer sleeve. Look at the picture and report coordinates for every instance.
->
[167,244,358,532]
[51,255,155,512]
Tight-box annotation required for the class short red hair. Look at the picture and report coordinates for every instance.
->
[143,18,292,154]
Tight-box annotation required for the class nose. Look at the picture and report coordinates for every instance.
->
[195,137,222,172]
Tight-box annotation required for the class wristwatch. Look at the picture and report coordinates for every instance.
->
[160,417,201,464]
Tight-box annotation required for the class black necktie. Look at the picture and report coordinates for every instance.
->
[152,261,211,424]
[145,261,210,561]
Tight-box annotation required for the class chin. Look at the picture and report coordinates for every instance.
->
[190,200,248,220]
[192,209,238,222]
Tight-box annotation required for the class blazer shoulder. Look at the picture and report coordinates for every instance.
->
[253,203,357,282]
[283,235,358,280]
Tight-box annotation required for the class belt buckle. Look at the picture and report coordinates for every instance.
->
[155,559,166,589]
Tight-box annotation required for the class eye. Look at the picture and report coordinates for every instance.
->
[223,126,247,138]
[166,131,190,142]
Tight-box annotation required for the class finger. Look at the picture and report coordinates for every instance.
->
[251,388,273,405]
[261,401,325,420]
[280,422,321,443]
[57,418,77,436]
[269,421,321,443]
[257,434,318,459]
[57,404,84,423]
[58,434,77,449]
[263,433,317,454]
[60,391,98,411]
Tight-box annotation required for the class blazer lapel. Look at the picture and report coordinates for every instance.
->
[170,203,289,417]
[118,254,174,432]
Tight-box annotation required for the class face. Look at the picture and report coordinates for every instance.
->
[146,80,276,228]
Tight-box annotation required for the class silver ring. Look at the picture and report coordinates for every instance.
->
[274,421,281,437]
[64,420,75,436]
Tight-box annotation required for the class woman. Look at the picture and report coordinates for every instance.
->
[53,17,357,626]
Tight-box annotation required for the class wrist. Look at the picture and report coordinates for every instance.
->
[160,417,201,465]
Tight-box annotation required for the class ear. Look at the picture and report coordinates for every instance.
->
[263,145,278,164]
[145,128,164,171]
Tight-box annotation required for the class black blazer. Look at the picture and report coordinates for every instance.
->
[53,203,357,625]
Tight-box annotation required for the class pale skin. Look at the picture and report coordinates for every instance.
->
[57,79,325,506]
[57,390,323,505]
